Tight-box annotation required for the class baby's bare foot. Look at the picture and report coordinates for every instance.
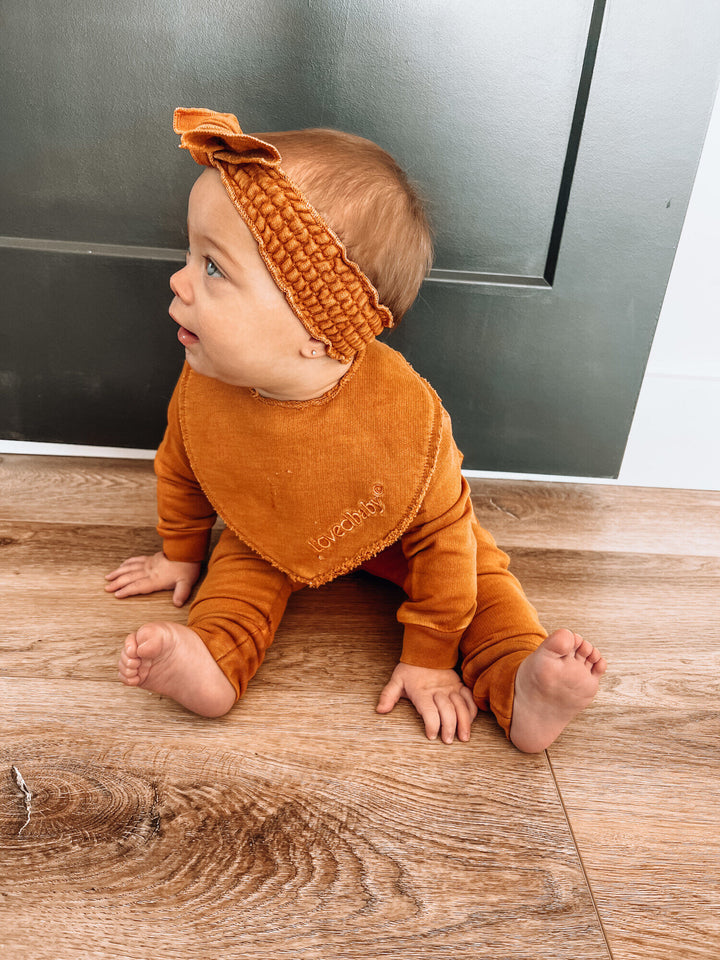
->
[118,621,236,718]
[509,628,606,753]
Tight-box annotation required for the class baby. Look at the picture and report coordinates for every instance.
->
[106,108,606,752]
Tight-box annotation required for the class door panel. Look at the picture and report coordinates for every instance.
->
[1,0,594,278]
[0,248,177,447]
[1,0,719,475]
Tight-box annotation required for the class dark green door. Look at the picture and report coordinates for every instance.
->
[1,0,718,476]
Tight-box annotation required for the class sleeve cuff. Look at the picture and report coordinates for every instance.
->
[160,530,211,563]
[400,624,462,670]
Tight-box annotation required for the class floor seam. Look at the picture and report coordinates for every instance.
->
[546,750,615,960]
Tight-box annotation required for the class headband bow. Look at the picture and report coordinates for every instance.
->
[174,107,395,362]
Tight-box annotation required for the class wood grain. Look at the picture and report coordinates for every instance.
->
[0,465,610,959]
[471,479,720,557]
[4,453,719,555]
[547,712,720,960]
[4,454,720,959]
[0,453,157,526]
[545,534,720,960]
[0,690,609,960]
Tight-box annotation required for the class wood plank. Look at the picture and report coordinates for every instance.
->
[546,551,720,960]
[6,455,720,959]
[548,719,720,960]
[5,518,719,702]
[0,519,406,685]
[507,547,720,648]
[0,486,611,959]
[0,681,610,960]
[4,453,719,556]
[471,480,720,557]
[0,453,158,526]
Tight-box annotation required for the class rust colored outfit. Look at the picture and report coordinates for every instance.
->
[155,340,546,736]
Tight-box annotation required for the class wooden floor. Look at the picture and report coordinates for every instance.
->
[1,454,719,960]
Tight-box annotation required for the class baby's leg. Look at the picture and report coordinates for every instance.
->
[460,514,606,751]
[460,616,606,752]
[363,534,607,750]
[117,529,294,716]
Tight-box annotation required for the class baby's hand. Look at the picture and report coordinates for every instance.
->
[376,662,478,744]
[105,551,201,607]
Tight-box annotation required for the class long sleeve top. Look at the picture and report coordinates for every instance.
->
[153,341,543,669]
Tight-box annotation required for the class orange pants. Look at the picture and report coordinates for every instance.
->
[189,527,545,737]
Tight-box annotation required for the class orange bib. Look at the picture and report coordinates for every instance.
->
[179,342,444,585]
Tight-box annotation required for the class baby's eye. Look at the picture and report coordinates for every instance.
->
[205,257,223,278]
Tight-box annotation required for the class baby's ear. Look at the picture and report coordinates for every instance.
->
[300,339,329,359]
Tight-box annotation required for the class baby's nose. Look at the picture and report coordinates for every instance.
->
[170,264,192,303]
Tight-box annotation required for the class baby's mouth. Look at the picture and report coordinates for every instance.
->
[177,326,200,346]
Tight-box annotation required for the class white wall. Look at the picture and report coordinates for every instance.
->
[616,86,720,491]
[2,91,719,490]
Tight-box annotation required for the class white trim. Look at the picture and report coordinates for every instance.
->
[462,468,616,485]
[463,469,717,491]
[0,440,155,459]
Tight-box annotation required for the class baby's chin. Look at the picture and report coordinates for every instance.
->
[183,353,252,389]
[182,349,213,380]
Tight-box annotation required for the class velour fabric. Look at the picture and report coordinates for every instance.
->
[176,341,444,587]
[188,528,297,700]
[154,342,547,735]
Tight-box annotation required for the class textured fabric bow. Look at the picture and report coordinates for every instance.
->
[174,107,281,170]
[173,107,395,361]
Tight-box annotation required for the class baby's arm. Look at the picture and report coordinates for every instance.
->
[105,552,201,606]
[376,414,481,743]
[381,486,479,744]
[379,416,548,743]
[106,371,215,606]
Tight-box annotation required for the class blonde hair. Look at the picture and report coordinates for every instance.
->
[260,128,433,321]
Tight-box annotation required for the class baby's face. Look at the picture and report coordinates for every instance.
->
[169,169,311,396]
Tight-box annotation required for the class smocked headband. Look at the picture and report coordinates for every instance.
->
[173,108,396,362]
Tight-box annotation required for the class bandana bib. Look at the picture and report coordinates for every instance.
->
[179,342,444,585]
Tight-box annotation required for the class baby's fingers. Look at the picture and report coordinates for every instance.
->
[427,690,477,744]
[376,676,404,714]
[172,579,194,607]
[434,694,458,744]
[107,575,159,599]
[450,689,477,743]
[412,693,442,741]
[104,569,143,593]
[105,557,149,580]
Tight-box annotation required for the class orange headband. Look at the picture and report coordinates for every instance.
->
[173,107,396,362]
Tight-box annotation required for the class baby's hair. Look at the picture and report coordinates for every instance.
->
[259,128,433,321]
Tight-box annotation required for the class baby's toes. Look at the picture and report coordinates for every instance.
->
[574,636,594,661]
[123,632,139,657]
[118,657,140,683]
[591,655,608,676]
[120,650,139,670]
[118,634,141,675]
